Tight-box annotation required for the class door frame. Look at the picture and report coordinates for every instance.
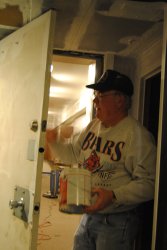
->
[137,69,161,250]
[152,7,167,250]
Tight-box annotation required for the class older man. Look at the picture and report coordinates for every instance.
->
[45,69,156,250]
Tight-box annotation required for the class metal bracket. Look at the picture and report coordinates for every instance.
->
[9,186,30,222]
[30,120,38,132]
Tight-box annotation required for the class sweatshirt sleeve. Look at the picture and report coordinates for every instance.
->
[48,120,97,165]
[113,126,157,205]
[48,124,89,165]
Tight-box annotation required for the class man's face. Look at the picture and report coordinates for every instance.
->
[93,90,124,125]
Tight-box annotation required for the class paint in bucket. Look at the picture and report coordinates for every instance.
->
[59,168,91,214]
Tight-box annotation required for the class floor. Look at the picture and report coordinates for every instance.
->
[37,173,82,250]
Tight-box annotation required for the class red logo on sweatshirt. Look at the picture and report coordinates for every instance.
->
[83,150,103,173]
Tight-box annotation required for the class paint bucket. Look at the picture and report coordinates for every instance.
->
[59,168,91,214]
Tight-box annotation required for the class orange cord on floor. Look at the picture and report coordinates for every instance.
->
[37,201,57,244]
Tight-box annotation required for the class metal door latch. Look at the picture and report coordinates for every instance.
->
[9,186,30,222]
[9,198,24,209]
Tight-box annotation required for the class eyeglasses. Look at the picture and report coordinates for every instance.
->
[93,91,120,100]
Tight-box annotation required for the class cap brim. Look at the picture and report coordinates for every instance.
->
[86,83,98,89]
[86,82,109,91]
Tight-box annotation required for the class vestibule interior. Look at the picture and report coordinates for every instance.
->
[38,11,164,248]
[45,52,101,165]
[38,53,102,250]
[0,2,166,249]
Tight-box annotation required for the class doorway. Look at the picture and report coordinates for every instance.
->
[38,51,103,250]
[143,72,161,144]
[137,71,161,250]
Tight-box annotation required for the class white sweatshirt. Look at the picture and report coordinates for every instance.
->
[51,116,156,213]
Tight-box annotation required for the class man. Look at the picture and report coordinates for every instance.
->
[45,69,156,250]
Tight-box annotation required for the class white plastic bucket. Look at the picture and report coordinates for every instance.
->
[59,168,91,214]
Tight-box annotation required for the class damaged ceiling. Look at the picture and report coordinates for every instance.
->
[0,0,166,127]
[0,0,166,55]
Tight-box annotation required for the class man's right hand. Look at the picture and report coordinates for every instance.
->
[44,126,73,162]
[44,129,57,161]
[46,129,57,143]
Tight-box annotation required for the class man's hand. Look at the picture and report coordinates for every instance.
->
[44,129,57,161]
[46,126,73,142]
[44,141,53,161]
[60,125,73,139]
[84,188,115,213]
[44,126,73,162]
[46,129,57,143]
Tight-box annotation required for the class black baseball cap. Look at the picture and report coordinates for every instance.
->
[86,69,134,97]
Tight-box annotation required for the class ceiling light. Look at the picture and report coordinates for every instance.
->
[88,64,96,84]
[50,64,53,72]
[49,86,66,97]
[52,73,74,82]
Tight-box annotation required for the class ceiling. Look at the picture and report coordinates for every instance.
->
[0,0,166,54]
[0,0,166,127]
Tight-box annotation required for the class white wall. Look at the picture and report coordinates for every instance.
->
[112,22,163,120]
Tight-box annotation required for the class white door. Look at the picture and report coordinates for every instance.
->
[0,10,55,250]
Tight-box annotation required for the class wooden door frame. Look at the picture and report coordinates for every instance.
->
[152,7,167,250]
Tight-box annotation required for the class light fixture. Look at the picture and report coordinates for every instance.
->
[52,73,74,82]
[49,86,66,97]
[50,64,53,72]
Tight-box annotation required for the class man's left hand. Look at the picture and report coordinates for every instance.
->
[84,188,115,213]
